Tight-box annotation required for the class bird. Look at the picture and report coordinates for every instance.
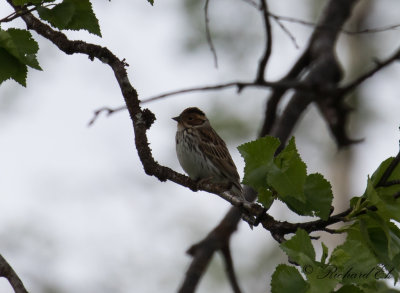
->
[172,107,244,200]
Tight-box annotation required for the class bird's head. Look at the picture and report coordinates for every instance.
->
[172,107,208,129]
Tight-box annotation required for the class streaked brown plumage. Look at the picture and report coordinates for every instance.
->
[173,107,243,199]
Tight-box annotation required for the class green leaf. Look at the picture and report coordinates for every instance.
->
[37,1,75,28]
[303,173,333,220]
[370,157,400,186]
[335,285,364,293]
[374,184,400,223]
[361,281,400,293]
[306,264,339,293]
[268,137,307,202]
[279,231,338,293]
[147,0,154,5]
[5,29,41,70]
[257,188,274,210]
[321,242,328,264]
[280,229,315,266]
[276,173,333,220]
[0,49,27,86]
[271,264,308,293]
[238,136,280,190]
[12,0,44,4]
[0,29,41,86]
[359,213,400,281]
[239,136,333,219]
[330,223,380,285]
[38,0,101,36]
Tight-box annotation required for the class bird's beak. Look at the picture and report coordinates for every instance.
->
[172,116,180,122]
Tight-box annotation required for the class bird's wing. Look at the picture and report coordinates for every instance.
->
[197,126,241,190]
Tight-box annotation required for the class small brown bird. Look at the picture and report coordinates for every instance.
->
[173,107,244,199]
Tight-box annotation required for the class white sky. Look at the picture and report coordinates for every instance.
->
[0,1,400,292]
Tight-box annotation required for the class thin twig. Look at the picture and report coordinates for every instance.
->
[340,47,400,94]
[239,0,259,9]
[256,0,273,82]
[268,11,400,35]
[87,106,126,126]
[0,3,54,23]
[87,77,315,126]
[271,16,300,49]
[204,0,218,68]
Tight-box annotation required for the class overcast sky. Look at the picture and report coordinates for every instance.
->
[0,1,400,292]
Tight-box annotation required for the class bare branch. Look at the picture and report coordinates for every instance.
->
[87,78,312,126]
[179,207,242,293]
[259,50,310,136]
[256,0,273,82]
[0,254,29,293]
[271,16,300,49]
[87,105,127,126]
[221,245,242,293]
[204,0,218,68]
[268,11,400,36]
[239,0,259,9]
[340,47,400,94]
[0,3,54,23]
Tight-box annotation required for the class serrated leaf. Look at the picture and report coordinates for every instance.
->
[268,137,307,202]
[303,173,333,220]
[37,2,75,28]
[280,229,315,266]
[239,136,333,219]
[374,184,400,223]
[330,223,380,285]
[6,29,41,70]
[359,213,400,282]
[238,136,280,190]
[306,264,339,293]
[0,49,27,86]
[271,264,308,293]
[257,188,274,210]
[0,28,40,86]
[276,173,333,219]
[38,0,101,36]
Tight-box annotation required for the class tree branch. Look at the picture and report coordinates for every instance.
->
[272,0,359,147]
[0,254,29,293]
[221,244,242,293]
[255,0,273,82]
[204,0,218,67]
[339,47,400,94]
[267,11,400,35]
